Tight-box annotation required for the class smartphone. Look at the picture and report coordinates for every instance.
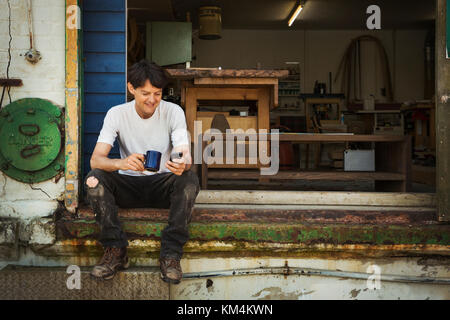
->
[170,152,183,161]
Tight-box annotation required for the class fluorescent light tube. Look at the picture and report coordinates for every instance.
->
[288,4,303,27]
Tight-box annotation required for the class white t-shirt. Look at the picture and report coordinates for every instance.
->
[97,99,189,176]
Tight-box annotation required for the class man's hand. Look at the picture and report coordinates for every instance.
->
[165,157,186,176]
[119,153,145,172]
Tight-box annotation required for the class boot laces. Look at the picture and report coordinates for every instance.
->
[100,247,121,265]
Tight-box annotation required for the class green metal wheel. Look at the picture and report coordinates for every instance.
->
[0,98,64,183]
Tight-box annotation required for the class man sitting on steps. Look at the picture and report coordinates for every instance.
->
[85,60,200,283]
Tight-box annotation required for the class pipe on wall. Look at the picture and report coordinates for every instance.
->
[183,266,450,285]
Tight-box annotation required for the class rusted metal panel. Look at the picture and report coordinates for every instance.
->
[64,0,82,213]
[56,219,450,247]
[37,238,450,263]
[172,273,450,300]
[1,260,447,300]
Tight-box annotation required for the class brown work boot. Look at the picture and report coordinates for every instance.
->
[90,247,129,280]
[159,258,183,284]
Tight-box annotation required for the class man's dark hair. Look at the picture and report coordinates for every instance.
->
[127,60,168,89]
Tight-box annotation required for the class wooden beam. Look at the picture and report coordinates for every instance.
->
[203,133,407,143]
[185,87,197,142]
[193,78,279,107]
[64,0,81,213]
[207,170,406,181]
[194,87,260,101]
[195,190,436,207]
[412,165,436,185]
[436,0,450,221]
[257,88,270,132]
[166,69,289,79]
[280,134,407,142]
[193,77,278,86]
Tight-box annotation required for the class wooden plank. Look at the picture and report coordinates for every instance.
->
[305,98,343,104]
[257,88,270,131]
[83,0,125,11]
[84,73,126,93]
[430,105,436,150]
[0,79,22,87]
[83,33,126,53]
[83,113,110,133]
[412,165,436,186]
[208,164,260,169]
[197,116,257,132]
[65,0,82,213]
[273,81,278,107]
[197,111,229,117]
[278,134,407,142]
[207,170,405,181]
[194,87,260,100]
[185,87,197,142]
[195,190,436,207]
[375,136,411,192]
[84,93,126,113]
[257,88,271,182]
[84,53,125,73]
[206,133,407,143]
[166,69,289,79]
[194,77,278,86]
[77,205,438,225]
[83,12,125,32]
[436,0,450,221]
[201,140,208,189]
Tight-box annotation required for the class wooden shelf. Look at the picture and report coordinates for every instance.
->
[277,133,407,142]
[207,169,406,181]
[202,133,409,142]
[199,134,412,192]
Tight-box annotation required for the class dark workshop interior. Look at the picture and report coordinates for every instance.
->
[126,0,437,192]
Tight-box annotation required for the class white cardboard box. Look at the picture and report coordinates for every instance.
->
[344,150,375,171]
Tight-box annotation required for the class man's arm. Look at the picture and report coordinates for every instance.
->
[90,142,145,172]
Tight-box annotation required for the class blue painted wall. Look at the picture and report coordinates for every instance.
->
[82,0,126,177]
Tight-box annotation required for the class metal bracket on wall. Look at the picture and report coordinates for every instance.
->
[0,79,22,108]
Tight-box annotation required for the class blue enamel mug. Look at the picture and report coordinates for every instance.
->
[144,150,162,172]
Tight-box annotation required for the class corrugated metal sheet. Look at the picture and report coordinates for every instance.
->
[82,0,126,177]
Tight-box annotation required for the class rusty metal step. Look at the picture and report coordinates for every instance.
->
[0,265,168,300]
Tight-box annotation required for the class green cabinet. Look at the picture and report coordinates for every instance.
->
[146,22,192,66]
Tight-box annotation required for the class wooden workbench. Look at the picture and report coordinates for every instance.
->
[166,68,289,140]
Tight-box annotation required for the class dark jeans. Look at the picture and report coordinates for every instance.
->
[84,168,200,260]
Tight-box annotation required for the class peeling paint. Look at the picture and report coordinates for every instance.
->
[251,287,311,300]
[350,288,361,298]
[29,218,56,245]
[0,173,6,197]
